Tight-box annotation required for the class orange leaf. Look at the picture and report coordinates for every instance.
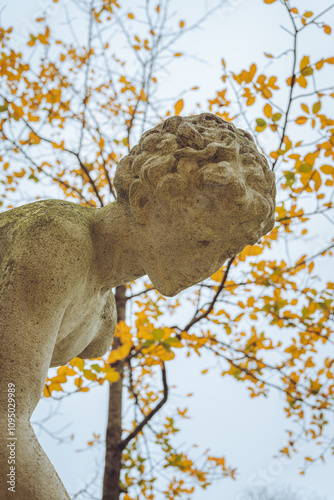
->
[174,99,184,116]
[320,164,334,175]
[300,55,310,71]
[315,59,325,70]
[324,24,331,34]
[11,102,24,119]
[295,116,308,125]
[105,370,120,383]
[263,103,272,118]
[128,12,134,19]
[14,169,26,178]
[297,75,307,88]
[312,170,322,191]
[264,0,276,3]
[301,103,309,114]
[43,385,51,398]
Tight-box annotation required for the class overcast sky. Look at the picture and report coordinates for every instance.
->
[1,0,334,499]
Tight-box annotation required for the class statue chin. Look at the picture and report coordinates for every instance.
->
[146,274,178,297]
[153,276,195,297]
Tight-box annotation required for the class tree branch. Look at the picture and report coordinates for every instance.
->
[119,363,168,451]
[182,256,235,332]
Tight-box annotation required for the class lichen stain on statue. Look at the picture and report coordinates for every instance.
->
[0,113,276,500]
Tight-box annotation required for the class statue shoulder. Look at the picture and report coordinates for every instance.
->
[1,200,95,277]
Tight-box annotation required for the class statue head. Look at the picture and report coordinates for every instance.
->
[114,113,276,296]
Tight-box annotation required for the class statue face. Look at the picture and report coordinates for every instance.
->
[135,163,275,296]
[137,191,243,297]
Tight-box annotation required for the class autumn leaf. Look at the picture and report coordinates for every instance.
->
[105,370,121,383]
[263,103,272,118]
[174,98,184,115]
[295,116,308,125]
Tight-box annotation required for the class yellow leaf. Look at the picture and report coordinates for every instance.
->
[71,357,85,371]
[300,55,310,71]
[179,20,185,28]
[308,262,314,274]
[43,385,51,398]
[238,245,263,261]
[303,11,313,18]
[59,365,76,376]
[50,375,67,384]
[295,116,308,125]
[312,170,321,191]
[14,169,26,178]
[174,98,184,116]
[320,164,334,175]
[128,12,134,19]
[29,131,41,145]
[105,370,121,383]
[83,369,97,381]
[315,59,325,70]
[140,89,147,101]
[75,377,83,388]
[247,297,255,307]
[301,103,309,114]
[11,102,24,119]
[49,382,63,392]
[263,103,272,118]
[312,101,321,114]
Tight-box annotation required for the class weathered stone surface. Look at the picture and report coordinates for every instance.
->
[0,113,275,499]
[114,113,276,295]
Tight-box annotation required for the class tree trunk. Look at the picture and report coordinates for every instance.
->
[102,285,127,500]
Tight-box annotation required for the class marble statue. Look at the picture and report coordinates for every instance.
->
[0,113,276,499]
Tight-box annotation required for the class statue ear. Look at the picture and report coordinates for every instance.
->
[129,179,150,225]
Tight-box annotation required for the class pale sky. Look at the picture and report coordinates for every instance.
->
[1,0,334,499]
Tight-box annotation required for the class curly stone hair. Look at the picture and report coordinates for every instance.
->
[114,113,276,236]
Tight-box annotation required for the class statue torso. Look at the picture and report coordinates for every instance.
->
[0,200,117,368]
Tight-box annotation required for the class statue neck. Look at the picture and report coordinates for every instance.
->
[91,201,146,290]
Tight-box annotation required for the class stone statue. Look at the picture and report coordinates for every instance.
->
[0,113,276,499]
